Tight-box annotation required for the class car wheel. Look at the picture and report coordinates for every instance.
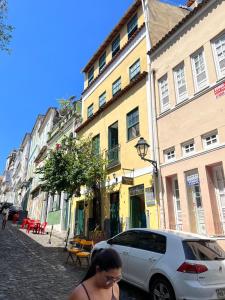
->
[150,277,175,300]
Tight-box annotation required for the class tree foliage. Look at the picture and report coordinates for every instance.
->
[0,0,13,53]
[36,135,107,199]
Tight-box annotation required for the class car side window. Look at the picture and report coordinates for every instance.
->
[133,232,167,254]
[112,231,137,247]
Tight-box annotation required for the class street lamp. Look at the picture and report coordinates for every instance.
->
[135,137,158,176]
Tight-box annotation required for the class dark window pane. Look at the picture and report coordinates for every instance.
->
[183,240,225,260]
[112,231,137,247]
[112,35,120,57]
[132,231,166,254]
[127,14,138,39]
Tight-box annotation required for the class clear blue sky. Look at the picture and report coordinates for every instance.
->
[0,0,182,174]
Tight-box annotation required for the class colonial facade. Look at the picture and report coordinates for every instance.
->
[74,0,187,238]
[0,150,17,204]
[150,0,225,236]
[11,133,31,208]
[46,101,81,233]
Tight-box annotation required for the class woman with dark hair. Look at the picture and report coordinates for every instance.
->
[69,248,122,300]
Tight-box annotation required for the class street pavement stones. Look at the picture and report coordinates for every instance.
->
[0,219,148,300]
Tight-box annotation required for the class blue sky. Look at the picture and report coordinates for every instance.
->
[0,0,182,173]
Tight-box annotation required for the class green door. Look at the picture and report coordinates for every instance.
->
[129,185,146,228]
[75,202,84,235]
[110,192,120,237]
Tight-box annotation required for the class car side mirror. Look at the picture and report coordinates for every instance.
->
[107,239,113,245]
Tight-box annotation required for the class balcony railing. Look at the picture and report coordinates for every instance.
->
[106,145,120,169]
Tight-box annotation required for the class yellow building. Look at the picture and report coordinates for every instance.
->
[74,0,188,238]
[74,0,156,238]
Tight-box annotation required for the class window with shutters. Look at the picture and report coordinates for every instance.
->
[87,104,94,118]
[213,33,225,79]
[159,75,170,112]
[88,67,94,86]
[127,107,139,141]
[129,59,140,81]
[112,35,120,58]
[191,49,208,92]
[99,91,106,108]
[112,77,121,96]
[99,52,106,73]
[127,14,138,39]
[92,134,100,155]
[174,63,188,103]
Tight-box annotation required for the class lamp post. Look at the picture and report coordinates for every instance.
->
[135,137,160,228]
[135,137,158,176]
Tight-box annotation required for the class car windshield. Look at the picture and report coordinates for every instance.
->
[183,240,225,261]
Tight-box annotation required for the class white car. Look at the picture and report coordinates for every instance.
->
[92,229,225,300]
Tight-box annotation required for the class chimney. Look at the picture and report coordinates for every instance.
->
[186,0,202,8]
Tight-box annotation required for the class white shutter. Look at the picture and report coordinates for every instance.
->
[192,50,208,91]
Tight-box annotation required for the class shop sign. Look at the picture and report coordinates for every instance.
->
[129,184,144,196]
[186,174,199,186]
[214,82,225,98]
[122,176,134,185]
[145,187,155,207]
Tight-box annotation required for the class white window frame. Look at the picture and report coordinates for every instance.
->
[159,75,170,112]
[164,147,175,162]
[191,48,208,92]
[212,32,225,79]
[173,63,188,103]
[182,139,195,156]
[202,130,218,149]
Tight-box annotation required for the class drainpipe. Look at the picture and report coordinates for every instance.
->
[141,0,166,229]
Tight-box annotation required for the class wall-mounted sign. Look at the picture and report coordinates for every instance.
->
[145,187,155,207]
[214,82,225,98]
[122,176,134,185]
[186,174,199,186]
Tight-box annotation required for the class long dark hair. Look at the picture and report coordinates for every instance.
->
[82,248,122,282]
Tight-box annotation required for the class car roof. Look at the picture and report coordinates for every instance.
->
[126,228,214,241]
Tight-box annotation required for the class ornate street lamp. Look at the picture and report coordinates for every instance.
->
[135,137,158,176]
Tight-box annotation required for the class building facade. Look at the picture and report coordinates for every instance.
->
[74,0,187,238]
[150,0,225,236]
[46,101,81,233]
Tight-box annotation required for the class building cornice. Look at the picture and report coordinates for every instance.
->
[82,0,142,73]
[149,0,212,56]
[76,71,147,133]
[82,23,145,96]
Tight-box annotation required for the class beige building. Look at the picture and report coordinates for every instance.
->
[149,0,225,236]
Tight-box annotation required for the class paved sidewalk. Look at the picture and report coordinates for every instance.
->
[0,220,148,300]
[0,221,85,300]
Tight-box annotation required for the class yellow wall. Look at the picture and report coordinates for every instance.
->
[75,4,160,231]
[84,6,145,89]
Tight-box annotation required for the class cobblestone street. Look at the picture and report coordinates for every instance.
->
[0,220,148,300]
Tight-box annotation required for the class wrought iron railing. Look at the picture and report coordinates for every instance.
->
[106,145,120,169]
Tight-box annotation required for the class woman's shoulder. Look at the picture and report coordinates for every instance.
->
[69,284,88,300]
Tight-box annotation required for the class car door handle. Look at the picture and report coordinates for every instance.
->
[123,251,129,255]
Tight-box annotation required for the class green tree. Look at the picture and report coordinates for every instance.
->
[37,135,107,200]
[0,0,13,52]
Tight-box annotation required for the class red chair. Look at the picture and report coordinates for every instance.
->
[21,218,30,229]
[26,220,36,233]
[38,222,47,234]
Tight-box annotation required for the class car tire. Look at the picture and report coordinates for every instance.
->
[149,276,176,300]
